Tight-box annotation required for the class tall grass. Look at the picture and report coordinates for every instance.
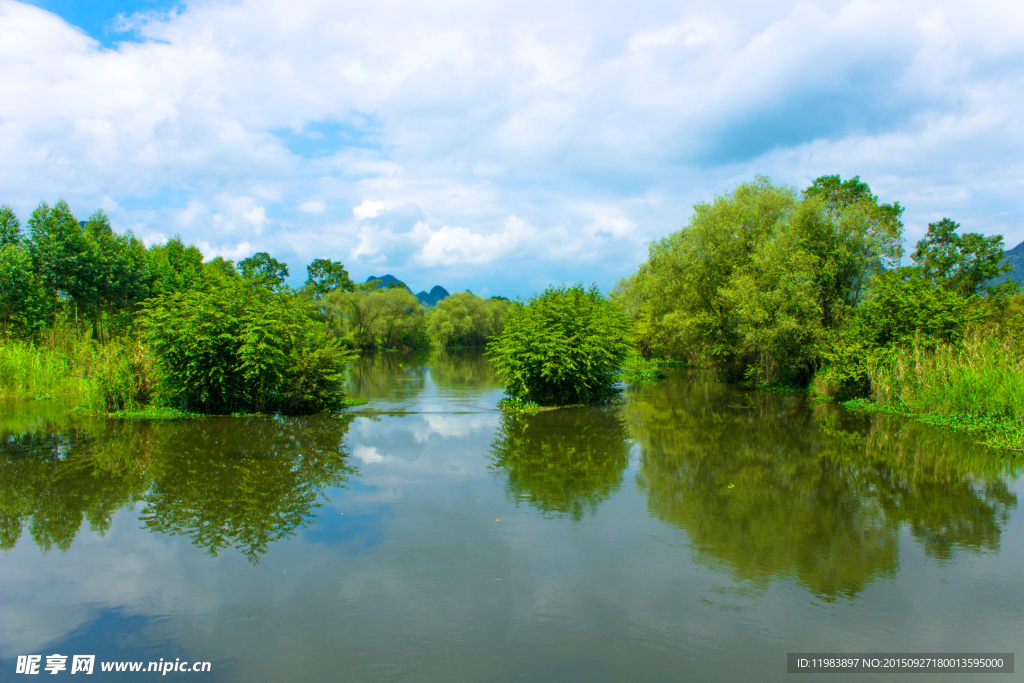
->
[82,340,156,413]
[868,328,1024,418]
[0,340,86,399]
[0,329,155,412]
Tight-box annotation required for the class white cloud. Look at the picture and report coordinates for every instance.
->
[193,240,254,262]
[353,445,384,464]
[298,199,326,213]
[1,0,1023,294]
[352,199,397,220]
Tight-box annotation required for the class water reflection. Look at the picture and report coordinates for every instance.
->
[628,373,1020,599]
[425,349,503,392]
[347,352,427,402]
[0,413,357,562]
[489,407,631,520]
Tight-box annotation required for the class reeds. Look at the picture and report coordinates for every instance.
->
[868,328,1024,418]
[0,340,84,399]
[82,340,156,413]
[0,329,155,412]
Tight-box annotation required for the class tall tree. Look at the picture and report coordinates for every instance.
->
[911,218,1012,296]
[304,258,354,299]
[0,244,36,338]
[239,252,289,286]
[26,200,89,327]
[0,205,21,247]
[148,236,203,295]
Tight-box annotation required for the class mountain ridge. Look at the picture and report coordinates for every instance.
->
[365,274,450,306]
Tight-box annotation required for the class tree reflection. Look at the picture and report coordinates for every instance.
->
[0,413,357,563]
[628,372,1020,600]
[0,420,150,552]
[140,415,356,563]
[489,407,630,520]
[346,352,426,402]
[426,348,503,391]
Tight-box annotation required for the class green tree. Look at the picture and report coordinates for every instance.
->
[304,258,355,299]
[912,218,1013,296]
[26,200,89,326]
[239,251,289,286]
[425,291,508,347]
[487,283,631,405]
[614,176,906,384]
[0,244,37,339]
[148,236,203,295]
[374,287,425,349]
[0,205,22,247]
[798,174,905,324]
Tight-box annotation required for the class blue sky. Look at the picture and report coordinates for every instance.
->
[2,0,1023,297]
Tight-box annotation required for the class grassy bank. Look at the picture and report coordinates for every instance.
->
[844,330,1024,451]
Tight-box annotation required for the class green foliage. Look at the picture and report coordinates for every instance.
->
[239,251,289,286]
[487,283,631,406]
[143,278,355,414]
[912,218,1013,296]
[320,286,428,350]
[0,205,22,247]
[617,354,668,384]
[83,339,156,413]
[0,243,39,338]
[496,395,541,413]
[614,175,904,384]
[26,200,91,324]
[148,235,204,296]
[424,291,508,347]
[304,258,354,299]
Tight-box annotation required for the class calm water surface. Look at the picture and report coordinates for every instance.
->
[2,351,1022,682]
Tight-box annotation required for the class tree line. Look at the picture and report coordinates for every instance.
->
[0,200,510,414]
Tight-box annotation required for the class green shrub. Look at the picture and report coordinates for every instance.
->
[486,283,631,406]
[142,277,355,414]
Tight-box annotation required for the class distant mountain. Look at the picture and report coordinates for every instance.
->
[365,274,412,291]
[416,285,450,307]
[365,275,450,306]
[988,241,1024,288]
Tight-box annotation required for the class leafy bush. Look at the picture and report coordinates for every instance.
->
[486,284,631,405]
[143,277,355,414]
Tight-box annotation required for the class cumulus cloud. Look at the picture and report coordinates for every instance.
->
[1,0,1023,295]
[193,240,254,262]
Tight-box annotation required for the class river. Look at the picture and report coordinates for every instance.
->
[1,350,1021,682]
